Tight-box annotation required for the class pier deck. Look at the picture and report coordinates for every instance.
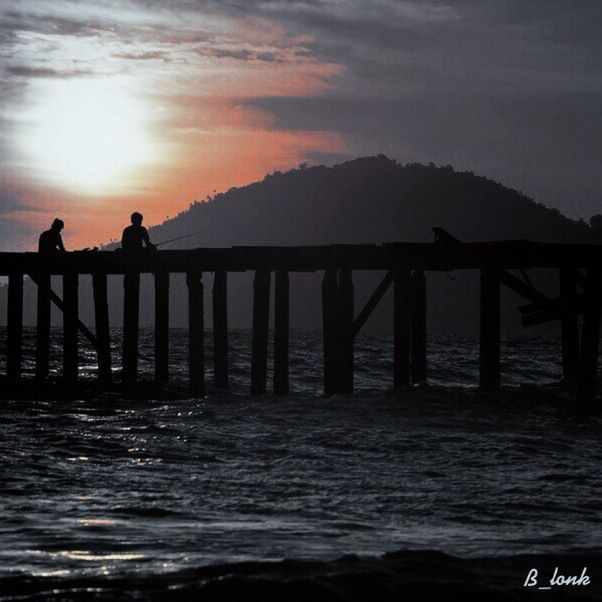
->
[1,239,600,412]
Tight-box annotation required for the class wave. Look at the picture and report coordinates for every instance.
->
[1,548,600,601]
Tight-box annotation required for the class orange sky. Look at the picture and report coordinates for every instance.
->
[0,6,348,250]
[3,1,599,251]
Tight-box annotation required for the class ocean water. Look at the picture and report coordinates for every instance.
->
[0,330,601,595]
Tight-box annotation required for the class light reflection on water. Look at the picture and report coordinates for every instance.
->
[0,330,600,581]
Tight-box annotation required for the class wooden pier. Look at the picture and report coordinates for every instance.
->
[1,236,601,412]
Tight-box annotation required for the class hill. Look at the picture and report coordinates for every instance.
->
[4,155,600,333]
[141,155,598,249]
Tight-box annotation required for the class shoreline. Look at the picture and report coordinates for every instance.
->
[1,549,600,601]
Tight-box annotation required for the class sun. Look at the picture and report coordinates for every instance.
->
[19,78,157,194]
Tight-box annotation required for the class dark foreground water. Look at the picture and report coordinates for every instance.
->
[1,331,601,599]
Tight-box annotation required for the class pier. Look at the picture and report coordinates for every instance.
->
[1,234,601,412]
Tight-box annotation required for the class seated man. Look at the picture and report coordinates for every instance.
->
[121,212,156,252]
[38,219,66,253]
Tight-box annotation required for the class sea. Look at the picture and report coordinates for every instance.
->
[0,329,601,600]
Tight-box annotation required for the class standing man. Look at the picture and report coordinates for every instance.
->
[121,212,156,252]
[38,218,66,253]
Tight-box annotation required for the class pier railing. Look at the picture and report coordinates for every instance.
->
[1,240,600,411]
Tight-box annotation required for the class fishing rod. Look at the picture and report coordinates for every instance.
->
[154,227,215,248]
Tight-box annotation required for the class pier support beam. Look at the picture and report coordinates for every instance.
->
[122,272,140,384]
[352,271,393,338]
[7,272,24,382]
[576,263,602,414]
[321,268,354,395]
[63,272,79,383]
[322,268,338,396]
[479,269,500,391]
[338,269,354,393]
[93,273,112,382]
[212,271,228,389]
[154,272,169,384]
[273,270,289,395]
[411,270,427,385]
[251,269,271,395]
[187,271,205,395]
[393,268,412,388]
[35,273,51,379]
[560,267,579,384]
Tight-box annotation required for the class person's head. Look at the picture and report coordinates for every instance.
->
[131,212,143,226]
[51,218,64,232]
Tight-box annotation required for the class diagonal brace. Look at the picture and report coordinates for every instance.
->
[352,270,394,338]
[28,272,99,350]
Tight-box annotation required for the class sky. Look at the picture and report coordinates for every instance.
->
[0,0,600,250]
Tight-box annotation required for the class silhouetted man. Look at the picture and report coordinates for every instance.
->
[122,212,156,252]
[38,219,66,253]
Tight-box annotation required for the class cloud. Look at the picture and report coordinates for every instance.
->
[0,9,121,39]
[0,216,36,252]
[0,0,601,224]
[0,186,47,216]
[111,50,171,62]
[0,189,22,215]
[0,188,38,250]
[6,66,95,78]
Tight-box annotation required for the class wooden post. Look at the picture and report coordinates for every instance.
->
[411,270,427,384]
[7,272,23,382]
[93,273,112,382]
[322,268,338,396]
[63,272,79,382]
[273,270,289,395]
[212,271,228,389]
[393,268,411,388]
[251,269,271,395]
[35,273,51,379]
[559,267,579,384]
[479,269,500,391]
[576,263,602,413]
[187,271,205,395]
[338,269,354,393]
[122,272,140,384]
[154,272,169,384]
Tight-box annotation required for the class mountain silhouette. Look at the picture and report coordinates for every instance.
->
[139,155,599,250]
[3,155,600,333]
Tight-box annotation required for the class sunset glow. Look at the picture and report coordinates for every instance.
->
[19,78,158,194]
[0,1,599,250]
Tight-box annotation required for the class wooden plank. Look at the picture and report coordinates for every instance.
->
[122,272,140,384]
[93,273,112,382]
[251,269,271,395]
[35,273,51,379]
[212,271,228,389]
[7,272,23,382]
[521,294,586,326]
[432,228,552,306]
[521,309,563,327]
[154,271,169,384]
[63,272,79,382]
[576,264,602,414]
[338,268,354,393]
[479,269,500,391]
[352,271,393,338]
[4,240,602,276]
[273,270,289,395]
[393,268,411,388]
[520,294,584,316]
[187,271,205,395]
[322,268,338,396]
[560,267,579,384]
